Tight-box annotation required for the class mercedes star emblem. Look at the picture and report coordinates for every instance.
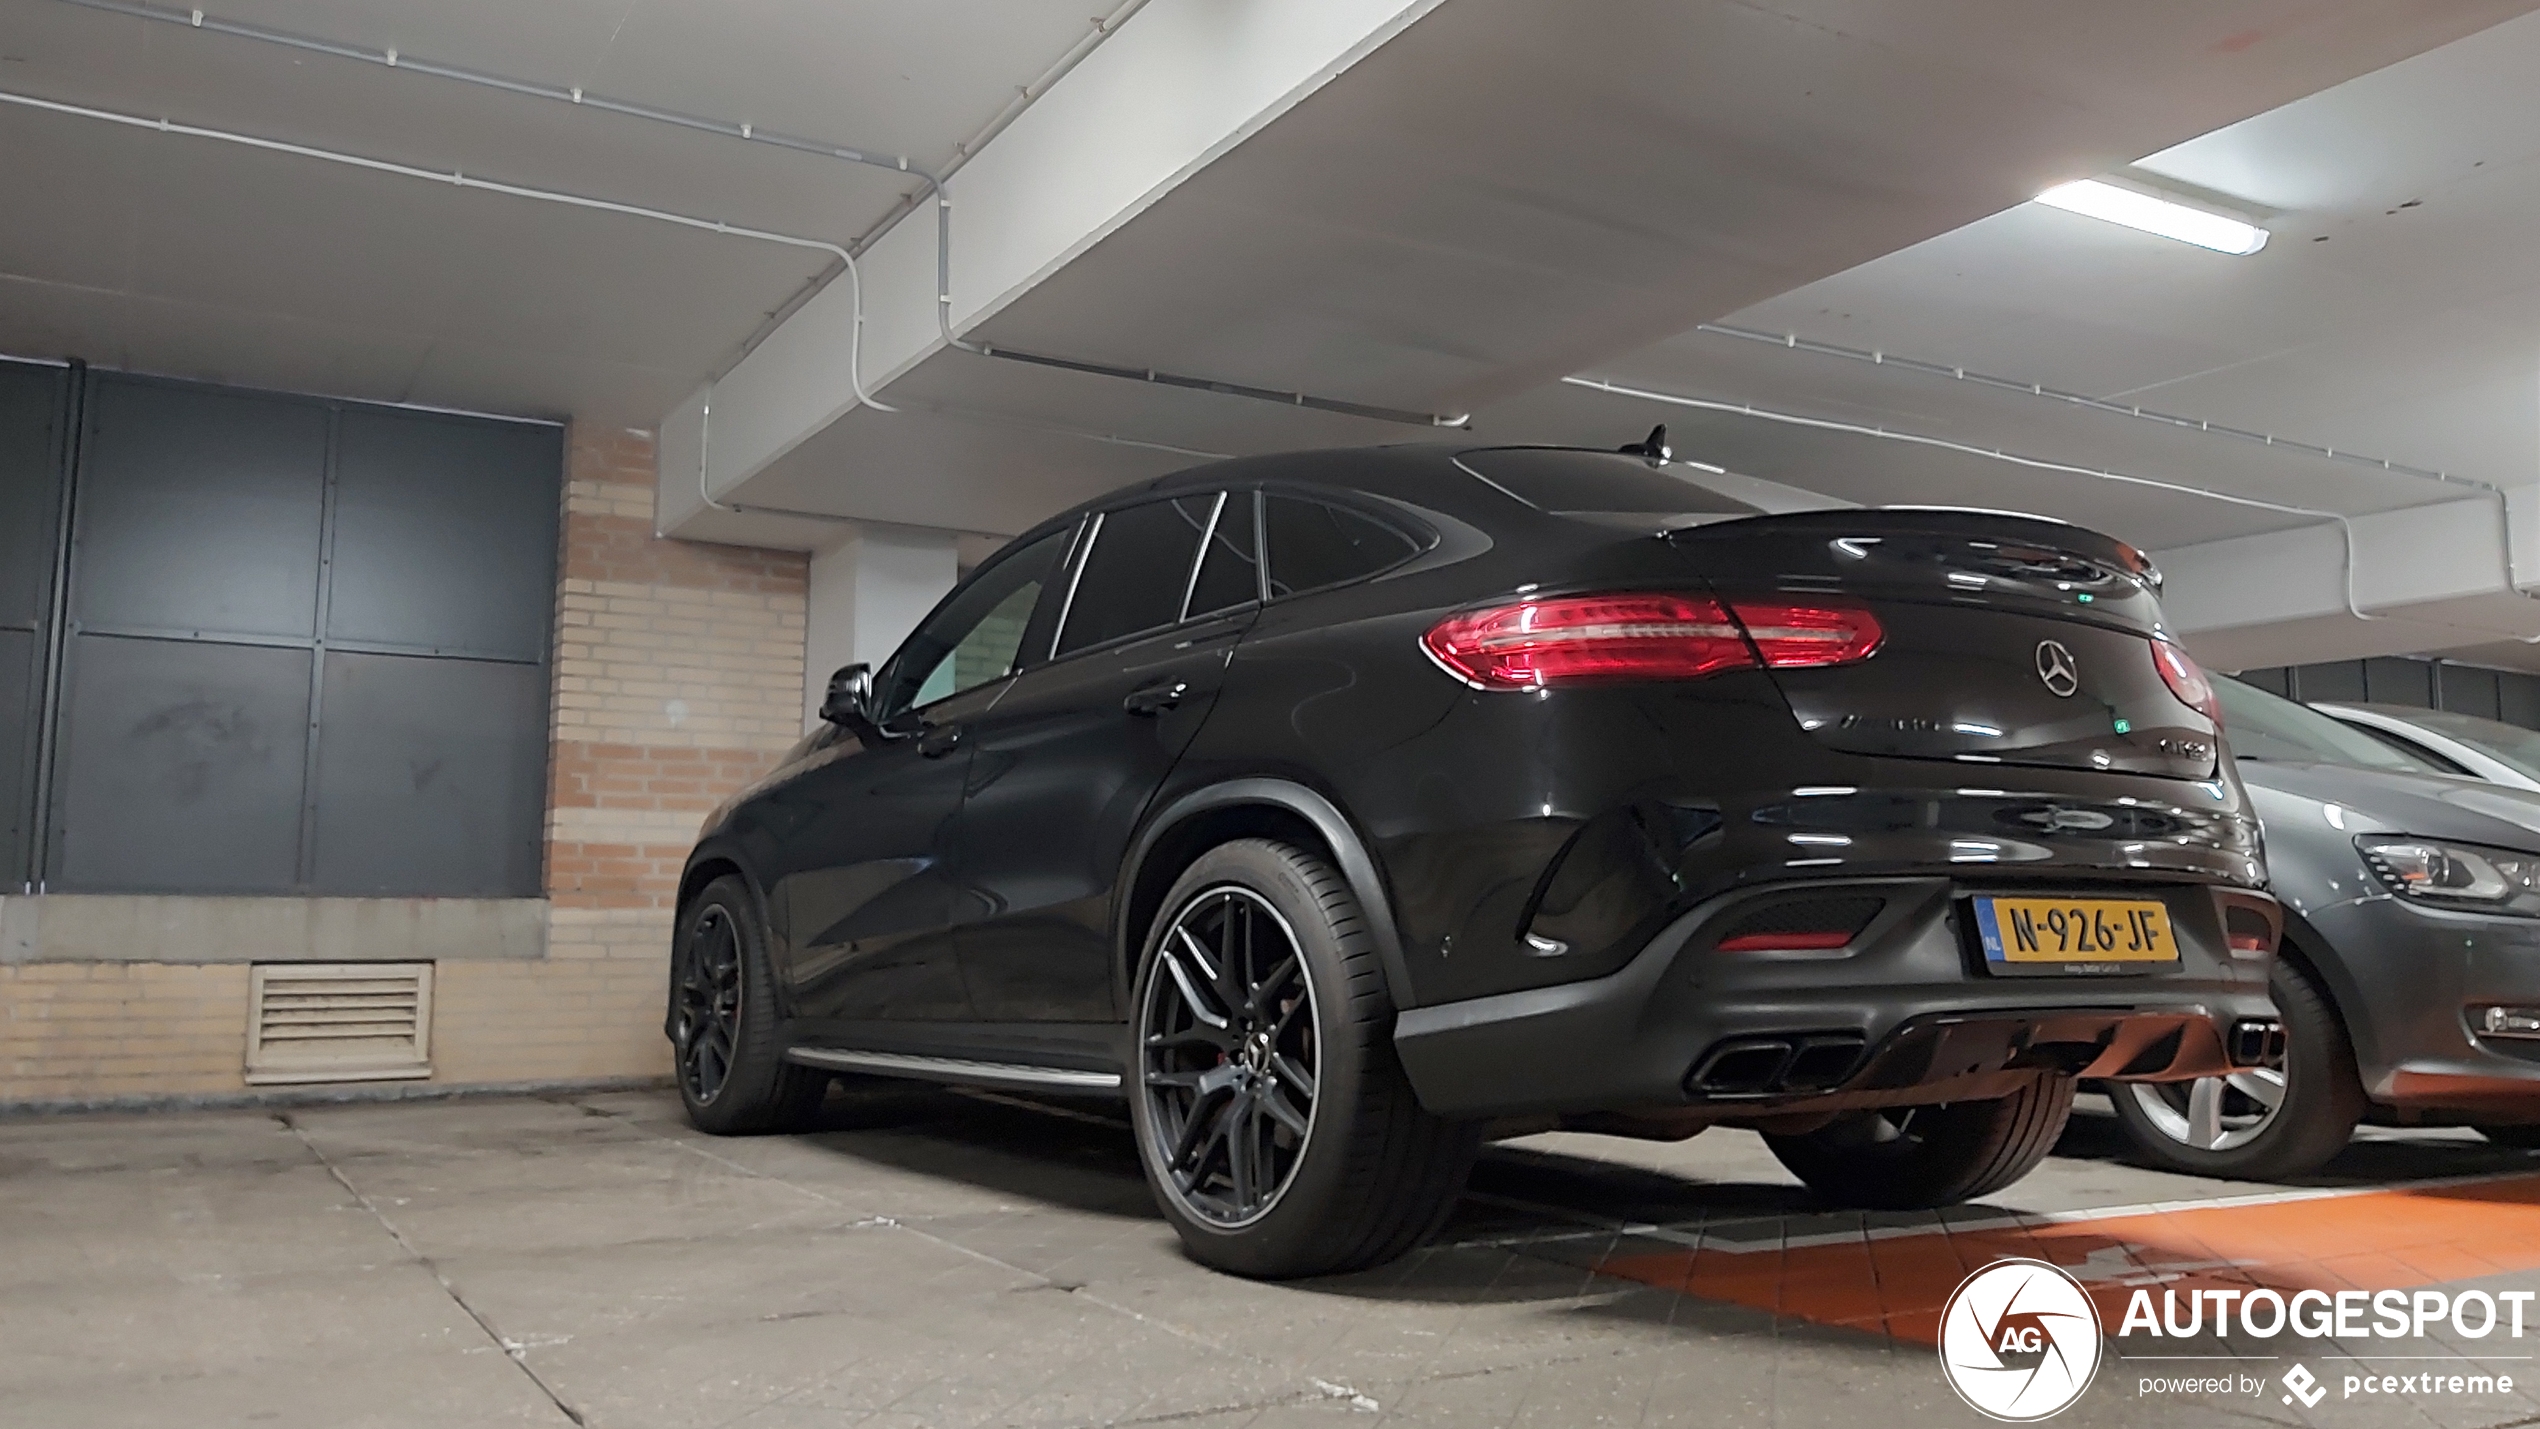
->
[2034,640,2080,698]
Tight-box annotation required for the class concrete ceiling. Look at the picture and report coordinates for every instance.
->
[0,0,1124,419]
[6,0,2540,675]
[1456,8,2540,668]
[694,0,2540,551]
[1543,5,2540,535]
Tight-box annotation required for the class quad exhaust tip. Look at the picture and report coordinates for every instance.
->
[2228,1018,2286,1068]
[1685,1033,1868,1098]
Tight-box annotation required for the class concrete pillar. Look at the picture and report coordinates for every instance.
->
[803,524,961,730]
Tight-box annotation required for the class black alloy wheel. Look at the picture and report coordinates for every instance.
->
[670,875,829,1135]
[1139,884,1320,1226]
[673,904,744,1105]
[1128,838,1478,1278]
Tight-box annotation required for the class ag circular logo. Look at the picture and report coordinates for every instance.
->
[1939,1258,2103,1421]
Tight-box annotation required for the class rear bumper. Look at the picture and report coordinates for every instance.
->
[1391,876,2278,1120]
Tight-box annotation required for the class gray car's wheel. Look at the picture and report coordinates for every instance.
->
[1129,838,1479,1278]
[1764,1073,2074,1208]
[2109,956,2362,1180]
[671,875,829,1135]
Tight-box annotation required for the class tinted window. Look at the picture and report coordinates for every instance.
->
[1457,448,1760,516]
[1263,495,1417,598]
[2214,678,2438,773]
[1056,496,1212,655]
[884,527,1069,717]
[1186,490,1260,618]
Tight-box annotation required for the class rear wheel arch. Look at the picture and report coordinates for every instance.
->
[1118,780,1417,1011]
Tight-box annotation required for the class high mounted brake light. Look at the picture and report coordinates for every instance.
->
[1421,592,1883,690]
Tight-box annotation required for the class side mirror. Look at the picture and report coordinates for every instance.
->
[818,663,877,736]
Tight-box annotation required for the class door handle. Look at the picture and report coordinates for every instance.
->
[1123,679,1191,717]
[918,724,965,758]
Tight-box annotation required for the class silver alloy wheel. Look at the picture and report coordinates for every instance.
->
[2124,1068,2287,1152]
[1137,884,1320,1229]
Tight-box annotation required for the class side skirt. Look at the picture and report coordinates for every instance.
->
[783,1047,1123,1094]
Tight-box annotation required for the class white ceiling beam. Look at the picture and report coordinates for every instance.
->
[659,0,1445,543]
[2159,493,2540,669]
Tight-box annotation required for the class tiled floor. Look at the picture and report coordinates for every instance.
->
[6,1084,2540,1428]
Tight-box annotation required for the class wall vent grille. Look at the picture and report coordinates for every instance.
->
[245,962,433,1085]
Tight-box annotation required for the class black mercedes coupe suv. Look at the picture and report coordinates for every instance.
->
[669,442,2282,1278]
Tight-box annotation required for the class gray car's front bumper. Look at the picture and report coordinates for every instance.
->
[2304,895,2540,1116]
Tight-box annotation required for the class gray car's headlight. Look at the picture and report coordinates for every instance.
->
[2356,835,2540,914]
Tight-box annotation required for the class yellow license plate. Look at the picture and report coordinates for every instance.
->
[1974,896,2178,973]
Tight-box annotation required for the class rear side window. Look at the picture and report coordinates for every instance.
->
[1456,448,1759,517]
[1263,495,1418,598]
[1055,495,1212,655]
[1186,491,1260,617]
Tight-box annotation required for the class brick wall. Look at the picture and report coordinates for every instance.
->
[0,425,809,1105]
[440,426,806,1085]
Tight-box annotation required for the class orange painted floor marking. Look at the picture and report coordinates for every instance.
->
[1596,1172,2540,1345]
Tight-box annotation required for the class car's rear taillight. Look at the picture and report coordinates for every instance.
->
[1420,592,1882,690]
[1421,593,1750,688]
[2152,639,2219,724]
[1730,601,1885,669]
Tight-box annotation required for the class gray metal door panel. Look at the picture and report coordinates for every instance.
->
[71,378,327,639]
[0,364,62,630]
[49,634,312,892]
[0,629,33,882]
[0,362,67,887]
[327,411,561,660]
[308,652,547,896]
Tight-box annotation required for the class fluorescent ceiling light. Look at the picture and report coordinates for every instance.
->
[2035,179,2269,255]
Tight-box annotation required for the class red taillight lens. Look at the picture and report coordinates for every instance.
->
[2152,639,2220,724]
[1421,592,1883,689]
[1730,600,1885,668]
[1421,593,1751,689]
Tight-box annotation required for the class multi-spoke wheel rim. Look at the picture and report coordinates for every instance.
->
[2127,1068,2286,1152]
[673,906,743,1105]
[1138,884,1319,1228]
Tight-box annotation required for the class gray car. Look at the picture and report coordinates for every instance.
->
[2111,678,2540,1178]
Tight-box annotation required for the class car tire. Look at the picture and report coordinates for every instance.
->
[2475,1124,2540,1150]
[670,875,830,1135]
[1128,838,1481,1279]
[1763,1073,2075,1209]
[2108,956,2363,1180]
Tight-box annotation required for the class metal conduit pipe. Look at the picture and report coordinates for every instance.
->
[0,87,908,523]
[1561,374,2540,645]
[44,0,1470,430]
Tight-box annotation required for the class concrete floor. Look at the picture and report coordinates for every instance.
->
[7,1083,2540,1429]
